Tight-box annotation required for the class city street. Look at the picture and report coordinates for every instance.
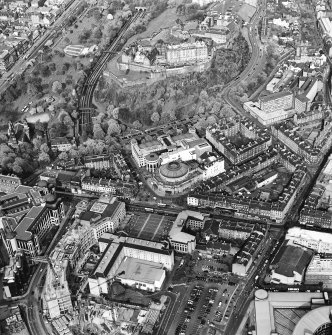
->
[0,207,75,335]
[156,287,186,335]
[0,0,82,94]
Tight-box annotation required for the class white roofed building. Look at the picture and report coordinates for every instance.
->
[305,255,332,288]
[168,211,201,253]
[286,227,332,254]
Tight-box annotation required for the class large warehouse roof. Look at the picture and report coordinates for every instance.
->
[117,257,164,284]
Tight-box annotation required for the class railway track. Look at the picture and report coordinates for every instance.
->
[78,12,143,134]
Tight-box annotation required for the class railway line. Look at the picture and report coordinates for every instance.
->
[78,12,143,134]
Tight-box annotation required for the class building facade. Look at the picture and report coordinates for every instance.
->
[0,174,22,194]
[286,227,332,254]
[305,255,332,287]
[84,155,111,170]
[81,177,137,199]
[0,194,65,257]
[165,41,208,65]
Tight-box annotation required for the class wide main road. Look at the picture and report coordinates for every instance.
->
[0,207,75,335]
[222,0,266,124]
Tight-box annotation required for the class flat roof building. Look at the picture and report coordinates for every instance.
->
[117,257,166,292]
[88,233,174,296]
[254,289,325,335]
[305,255,332,288]
[169,210,201,253]
[286,227,332,254]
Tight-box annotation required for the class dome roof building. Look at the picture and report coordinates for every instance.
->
[159,161,189,181]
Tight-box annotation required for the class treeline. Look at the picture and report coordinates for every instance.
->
[95,34,250,127]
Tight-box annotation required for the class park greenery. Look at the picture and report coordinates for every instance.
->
[230,43,282,102]
[95,34,250,130]
[0,0,254,178]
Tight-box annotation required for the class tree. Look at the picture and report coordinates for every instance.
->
[69,148,79,159]
[27,82,39,96]
[93,10,102,21]
[32,138,42,151]
[194,118,208,130]
[93,123,105,140]
[197,105,205,114]
[94,140,107,154]
[41,65,51,77]
[63,63,71,71]
[71,110,78,119]
[161,109,176,123]
[0,134,7,144]
[211,101,222,115]
[52,81,62,94]
[58,152,69,161]
[106,104,114,118]
[220,105,234,118]
[93,27,103,39]
[38,152,50,164]
[18,143,33,159]
[78,29,91,43]
[107,119,121,135]
[78,144,88,156]
[49,122,68,138]
[112,107,119,120]
[49,63,56,72]
[132,120,142,129]
[35,120,45,132]
[151,112,160,124]
[12,164,23,175]
[63,115,74,127]
[40,143,50,153]
[199,90,209,104]
[207,115,217,125]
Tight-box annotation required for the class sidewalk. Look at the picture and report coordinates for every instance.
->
[236,300,255,335]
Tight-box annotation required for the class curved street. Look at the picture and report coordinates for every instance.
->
[1,2,291,335]
[0,208,75,335]
[222,0,266,123]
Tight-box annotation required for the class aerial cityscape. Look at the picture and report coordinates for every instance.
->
[1,0,332,335]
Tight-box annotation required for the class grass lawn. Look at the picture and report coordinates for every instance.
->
[12,8,99,114]
[126,7,180,46]
[57,16,99,48]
